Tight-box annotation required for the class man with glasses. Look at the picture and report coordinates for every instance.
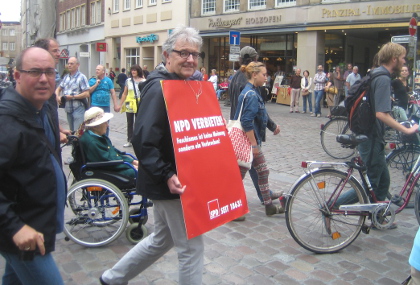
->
[100,25,204,285]
[0,47,66,284]
[34,38,71,143]
[55,57,90,132]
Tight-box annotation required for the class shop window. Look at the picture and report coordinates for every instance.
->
[249,0,266,10]
[275,0,296,7]
[113,0,119,12]
[224,0,239,12]
[202,0,215,15]
[126,48,140,70]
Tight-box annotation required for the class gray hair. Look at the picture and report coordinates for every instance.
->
[161,25,202,64]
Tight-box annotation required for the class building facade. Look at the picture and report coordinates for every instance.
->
[190,0,420,81]
[56,0,105,78]
[0,22,23,69]
[104,0,189,73]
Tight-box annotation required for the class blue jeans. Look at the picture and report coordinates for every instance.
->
[216,89,225,99]
[314,90,324,115]
[66,105,85,132]
[1,252,64,285]
[302,93,312,113]
[335,138,389,206]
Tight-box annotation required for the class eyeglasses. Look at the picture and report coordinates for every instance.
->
[18,69,56,78]
[172,49,200,60]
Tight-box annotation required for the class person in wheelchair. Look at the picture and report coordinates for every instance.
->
[79,107,138,178]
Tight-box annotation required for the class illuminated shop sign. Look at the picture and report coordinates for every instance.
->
[136,34,159,44]
[208,15,281,28]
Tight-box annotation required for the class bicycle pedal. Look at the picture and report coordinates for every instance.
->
[361,224,370,234]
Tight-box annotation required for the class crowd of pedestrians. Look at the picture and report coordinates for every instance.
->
[2,28,420,284]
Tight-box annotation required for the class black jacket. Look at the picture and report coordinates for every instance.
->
[132,64,181,200]
[0,86,64,254]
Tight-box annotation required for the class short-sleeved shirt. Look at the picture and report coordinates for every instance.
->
[59,70,89,112]
[89,77,114,107]
[346,73,361,87]
[371,66,391,140]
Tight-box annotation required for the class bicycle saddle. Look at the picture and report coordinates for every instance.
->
[336,134,368,147]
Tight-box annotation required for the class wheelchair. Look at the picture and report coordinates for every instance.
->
[62,135,153,247]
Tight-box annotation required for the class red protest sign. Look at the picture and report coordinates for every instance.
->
[162,80,249,239]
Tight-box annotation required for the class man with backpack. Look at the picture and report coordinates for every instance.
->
[337,43,418,228]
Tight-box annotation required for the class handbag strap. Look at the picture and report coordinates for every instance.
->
[237,90,252,120]
[132,78,138,99]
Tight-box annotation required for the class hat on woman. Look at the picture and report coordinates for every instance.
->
[84,107,114,127]
[240,46,258,59]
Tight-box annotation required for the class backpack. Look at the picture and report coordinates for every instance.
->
[344,70,389,135]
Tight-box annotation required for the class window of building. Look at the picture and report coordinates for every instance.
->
[2,29,8,36]
[76,7,80,27]
[10,29,15,36]
[149,0,156,5]
[135,0,143,8]
[91,2,96,24]
[81,5,86,26]
[224,0,239,12]
[202,0,215,15]
[9,43,15,51]
[2,43,8,50]
[249,0,266,10]
[71,8,75,28]
[66,10,71,29]
[162,0,171,3]
[60,13,65,31]
[126,48,140,69]
[113,0,119,12]
[96,0,102,23]
[275,0,295,7]
[124,0,131,10]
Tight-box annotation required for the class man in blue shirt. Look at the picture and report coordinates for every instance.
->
[89,65,118,135]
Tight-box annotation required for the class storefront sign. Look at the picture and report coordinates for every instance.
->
[161,80,248,239]
[391,35,411,43]
[136,34,159,44]
[322,4,420,18]
[209,18,242,28]
[208,15,282,28]
[79,52,90,57]
[96,43,107,52]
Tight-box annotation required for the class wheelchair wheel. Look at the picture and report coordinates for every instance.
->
[126,223,148,244]
[128,208,148,225]
[63,179,129,247]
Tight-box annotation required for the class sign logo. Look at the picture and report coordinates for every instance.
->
[136,34,159,44]
[96,43,107,52]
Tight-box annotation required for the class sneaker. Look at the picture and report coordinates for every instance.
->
[295,111,300,113]
[302,111,306,114]
[233,215,246,221]
[310,112,313,114]
[265,204,285,216]
[317,114,321,118]
[310,114,316,117]
[123,142,132,148]
[289,111,293,113]
[99,276,109,285]
[371,222,398,230]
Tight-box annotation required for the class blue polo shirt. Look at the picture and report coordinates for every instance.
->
[89,77,114,107]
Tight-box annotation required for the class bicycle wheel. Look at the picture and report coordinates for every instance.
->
[286,168,368,254]
[415,189,420,225]
[386,144,420,208]
[320,117,355,159]
[64,179,129,247]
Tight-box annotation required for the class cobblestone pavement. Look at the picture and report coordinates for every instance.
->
[1,100,418,285]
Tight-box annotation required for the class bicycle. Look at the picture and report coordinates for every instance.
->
[285,133,420,254]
